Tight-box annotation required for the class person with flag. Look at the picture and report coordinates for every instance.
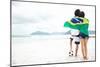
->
[64,10,89,60]
[68,9,81,57]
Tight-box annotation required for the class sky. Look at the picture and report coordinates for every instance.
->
[12,1,95,35]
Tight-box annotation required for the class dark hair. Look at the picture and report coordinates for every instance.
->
[74,9,80,16]
[79,11,85,18]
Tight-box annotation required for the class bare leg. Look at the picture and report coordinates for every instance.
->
[75,44,79,56]
[80,39,85,59]
[69,38,73,56]
[70,38,73,51]
[84,38,88,60]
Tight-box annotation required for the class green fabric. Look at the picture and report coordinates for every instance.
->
[64,18,89,36]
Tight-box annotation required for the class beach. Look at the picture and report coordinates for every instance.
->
[12,35,95,66]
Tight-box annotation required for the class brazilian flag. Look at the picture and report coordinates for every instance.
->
[64,18,89,36]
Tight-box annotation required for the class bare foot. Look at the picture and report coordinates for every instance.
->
[83,56,88,60]
[75,54,77,57]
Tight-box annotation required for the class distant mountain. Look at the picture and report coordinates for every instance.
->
[31,30,95,35]
[31,31,70,35]
[31,31,50,35]
[89,30,95,34]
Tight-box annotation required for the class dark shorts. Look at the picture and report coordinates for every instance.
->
[70,35,80,45]
[79,32,89,39]
[75,42,80,45]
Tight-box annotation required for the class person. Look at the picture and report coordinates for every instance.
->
[78,11,89,60]
[64,10,89,60]
[69,9,81,57]
[69,29,80,57]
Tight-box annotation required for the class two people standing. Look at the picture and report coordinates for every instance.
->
[64,9,89,60]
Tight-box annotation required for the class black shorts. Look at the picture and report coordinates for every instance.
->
[79,32,89,39]
[70,35,80,45]
[75,41,80,45]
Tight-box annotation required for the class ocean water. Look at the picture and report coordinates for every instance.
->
[12,34,95,44]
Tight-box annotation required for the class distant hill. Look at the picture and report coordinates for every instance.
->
[31,30,95,35]
[31,30,70,35]
[89,30,95,34]
[31,31,50,35]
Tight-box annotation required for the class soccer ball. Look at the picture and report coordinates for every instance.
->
[69,51,73,56]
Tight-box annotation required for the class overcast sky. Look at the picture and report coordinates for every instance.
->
[12,1,95,35]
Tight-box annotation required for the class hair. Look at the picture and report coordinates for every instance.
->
[74,9,80,16]
[79,11,85,18]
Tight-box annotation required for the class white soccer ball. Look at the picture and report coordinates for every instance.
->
[69,51,73,56]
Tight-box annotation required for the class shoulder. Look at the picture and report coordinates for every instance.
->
[84,18,89,23]
[80,17,89,23]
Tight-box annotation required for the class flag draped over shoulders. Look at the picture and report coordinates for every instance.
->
[64,17,89,36]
